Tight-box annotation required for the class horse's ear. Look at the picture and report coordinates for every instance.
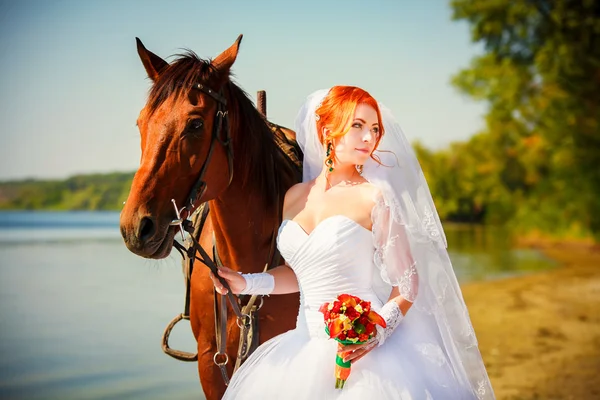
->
[211,34,243,75]
[136,37,169,82]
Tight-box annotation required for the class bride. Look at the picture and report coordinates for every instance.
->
[209,86,495,399]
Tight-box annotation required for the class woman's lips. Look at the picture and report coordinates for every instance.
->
[355,148,370,154]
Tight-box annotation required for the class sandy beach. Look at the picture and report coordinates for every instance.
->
[463,242,600,399]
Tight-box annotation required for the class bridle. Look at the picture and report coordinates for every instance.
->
[170,82,233,222]
[162,82,281,386]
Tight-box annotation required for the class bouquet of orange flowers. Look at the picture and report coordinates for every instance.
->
[319,294,386,389]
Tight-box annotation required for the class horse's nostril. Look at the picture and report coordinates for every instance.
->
[138,216,156,242]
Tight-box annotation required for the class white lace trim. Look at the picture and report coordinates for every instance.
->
[414,343,447,367]
[476,380,487,399]
[397,261,417,302]
[376,301,404,347]
[371,195,390,283]
[462,310,479,348]
[371,195,418,302]
[422,204,442,241]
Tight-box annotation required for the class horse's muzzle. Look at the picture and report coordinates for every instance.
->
[120,214,174,259]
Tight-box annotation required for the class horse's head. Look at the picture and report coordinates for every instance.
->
[120,35,243,259]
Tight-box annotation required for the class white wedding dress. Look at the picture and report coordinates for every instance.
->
[223,215,477,400]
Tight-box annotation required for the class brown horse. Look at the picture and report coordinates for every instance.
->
[119,35,301,399]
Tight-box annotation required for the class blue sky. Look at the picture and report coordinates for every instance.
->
[0,0,485,180]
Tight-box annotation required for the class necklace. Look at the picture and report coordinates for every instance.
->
[325,167,358,191]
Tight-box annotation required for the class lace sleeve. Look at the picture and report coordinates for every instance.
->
[371,194,418,302]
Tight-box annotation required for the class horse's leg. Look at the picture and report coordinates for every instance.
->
[196,346,229,400]
[196,341,226,400]
[190,261,231,399]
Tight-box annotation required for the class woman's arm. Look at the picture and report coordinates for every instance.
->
[209,182,308,296]
[209,263,299,296]
[387,286,414,316]
[341,194,418,363]
[340,286,416,363]
[265,264,299,294]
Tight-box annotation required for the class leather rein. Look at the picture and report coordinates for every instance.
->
[161,82,281,386]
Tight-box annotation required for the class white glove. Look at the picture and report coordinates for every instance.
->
[375,301,404,346]
[240,272,275,295]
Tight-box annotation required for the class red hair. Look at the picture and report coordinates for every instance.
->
[315,86,385,162]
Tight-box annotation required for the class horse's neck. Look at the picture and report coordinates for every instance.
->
[211,86,281,272]
[209,185,280,274]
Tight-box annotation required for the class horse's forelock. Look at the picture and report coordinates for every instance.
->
[147,51,217,114]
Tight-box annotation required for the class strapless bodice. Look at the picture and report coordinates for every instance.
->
[277,215,384,338]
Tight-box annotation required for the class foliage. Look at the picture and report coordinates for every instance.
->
[424,0,600,241]
[0,172,134,211]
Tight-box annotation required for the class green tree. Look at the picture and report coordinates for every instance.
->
[450,0,600,240]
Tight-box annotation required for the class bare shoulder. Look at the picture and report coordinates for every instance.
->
[357,181,382,205]
[284,181,311,204]
[282,181,312,220]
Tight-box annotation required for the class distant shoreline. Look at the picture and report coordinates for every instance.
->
[0,172,134,211]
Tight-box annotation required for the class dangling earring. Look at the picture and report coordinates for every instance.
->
[356,164,363,175]
[325,141,334,173]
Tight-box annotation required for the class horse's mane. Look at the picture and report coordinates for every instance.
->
[147,50,215,113]
[147,51,301,213]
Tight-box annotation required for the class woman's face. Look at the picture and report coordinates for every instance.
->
[330,103,380,166]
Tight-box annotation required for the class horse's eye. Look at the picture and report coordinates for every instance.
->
[187,119,204,132]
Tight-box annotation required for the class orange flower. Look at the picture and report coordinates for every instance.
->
[368,310,386,329]
[328,315,352,338]
[337,294,358,307]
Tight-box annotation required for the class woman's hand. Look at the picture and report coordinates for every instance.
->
[208,266,246,295]
[339,338,378,363]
